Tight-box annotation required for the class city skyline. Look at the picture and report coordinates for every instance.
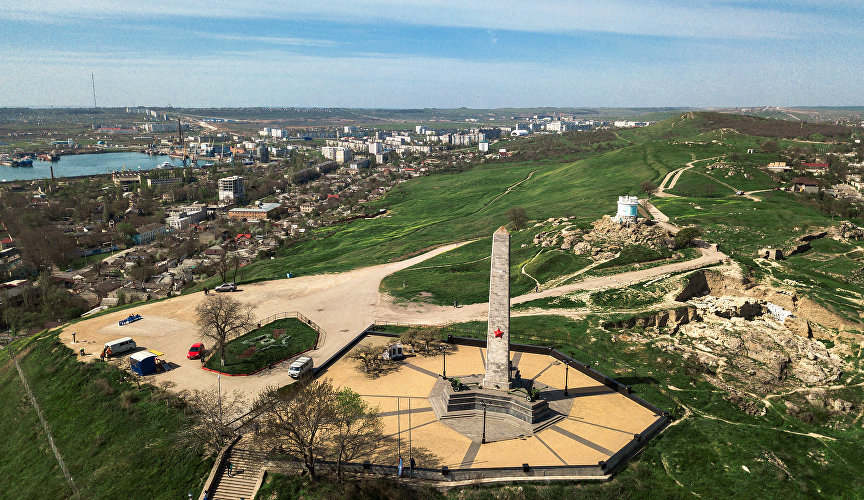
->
[1,1,862,108]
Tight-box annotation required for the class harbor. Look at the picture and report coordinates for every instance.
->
[0,152,196,182]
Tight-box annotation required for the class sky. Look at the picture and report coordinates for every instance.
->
[0,1,861,108]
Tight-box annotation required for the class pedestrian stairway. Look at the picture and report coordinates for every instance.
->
[210,446,266,500]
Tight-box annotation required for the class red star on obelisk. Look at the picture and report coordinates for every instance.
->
[493,328,504,338]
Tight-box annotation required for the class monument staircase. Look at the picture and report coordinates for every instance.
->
[209,444,266,500]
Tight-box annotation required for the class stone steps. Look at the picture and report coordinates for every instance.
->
[210,448,265,500]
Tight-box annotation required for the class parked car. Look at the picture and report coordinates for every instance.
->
[187,342,204,360]
[288,356,314,378]
[214,282,237,292]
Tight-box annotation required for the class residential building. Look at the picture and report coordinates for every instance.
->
[218,176,245,203]
[349,158,371,170]
[165,205,207,230]
[335,147,352,164]
[227,202,282,221]
[146,177,181,188]
[133,223,168,244]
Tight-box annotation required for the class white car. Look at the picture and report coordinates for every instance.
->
[214,282,237,292]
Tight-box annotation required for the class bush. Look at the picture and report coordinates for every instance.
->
[674,227,702,249]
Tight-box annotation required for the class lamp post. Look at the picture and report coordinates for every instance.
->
[564,363,569,397]
[481,402,488,444]
[441,343,447,379]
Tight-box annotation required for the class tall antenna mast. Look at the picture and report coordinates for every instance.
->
[91,73,97,108]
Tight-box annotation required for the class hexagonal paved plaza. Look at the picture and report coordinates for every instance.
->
[321,335,666,473]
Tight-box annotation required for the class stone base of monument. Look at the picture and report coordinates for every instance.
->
[428,375,570,442]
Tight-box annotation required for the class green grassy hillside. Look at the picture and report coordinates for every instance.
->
[226,139,728,287]
[0,333,212,499]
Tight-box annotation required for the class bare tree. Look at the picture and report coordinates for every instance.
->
[330,388,384,482]
[640,180,658,198]
[185,386,247,453]
[230,255,241,283]
[506,206,528,231]
[196,295,256,366]
[215,253,230,283]
[254,380,337,481]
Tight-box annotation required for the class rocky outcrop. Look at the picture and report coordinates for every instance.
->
[651,315,844,393]
[830,221,864,241]
[534,215,673,261]
[675,270,856,335]
[603,306,699,331]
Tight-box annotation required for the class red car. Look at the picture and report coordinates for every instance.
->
[187,343,204,360]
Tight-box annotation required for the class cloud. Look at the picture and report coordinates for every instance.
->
[1,46,861,108]
[194,32,339,48]
[4,0,858,39]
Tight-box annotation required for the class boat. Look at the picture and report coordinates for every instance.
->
[37,153,60,162]
[157,161,172,169]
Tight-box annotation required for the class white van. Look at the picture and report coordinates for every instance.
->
[288,356,313,378]
[104,337,136,356]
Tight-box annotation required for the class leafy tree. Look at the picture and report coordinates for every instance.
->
[195,295,256,366]
[116,222,137,244]
[506,206,528,230]
[350,344,382,374]
[330,388,384,482]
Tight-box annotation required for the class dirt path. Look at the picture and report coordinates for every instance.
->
[521,250,543,289]
[11,347,80,499]
[657,156,723,197]
[376,243,726,326]
[475,169,538,214]
[743,189,772,202]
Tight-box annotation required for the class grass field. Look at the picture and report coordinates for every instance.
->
[0,332,212,499]
[204,317,319,375]
[195,139,730,292]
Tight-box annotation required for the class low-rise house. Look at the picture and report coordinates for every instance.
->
[203,245,226,257]
[792,177,820,193]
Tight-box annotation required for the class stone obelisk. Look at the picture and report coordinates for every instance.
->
[483,226,511,390]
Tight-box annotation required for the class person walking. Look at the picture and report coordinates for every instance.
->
[453,299,458,308]
[226,460,233,477]
[203,286,209,296]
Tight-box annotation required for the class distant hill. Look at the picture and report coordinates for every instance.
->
[643,111,856,141]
